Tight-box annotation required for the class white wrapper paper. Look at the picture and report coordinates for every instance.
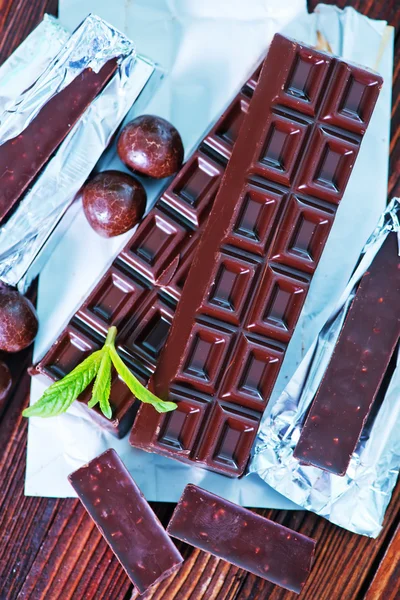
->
[250,199,400,537]
[25,2,393,513]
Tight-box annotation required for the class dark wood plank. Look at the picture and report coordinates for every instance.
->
[389,34,400,198]
[365,524,400,600]
[0,0,57,62]
[0,1,399,599]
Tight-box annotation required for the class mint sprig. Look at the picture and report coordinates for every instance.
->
[23,326,177,419]
[88,349,112,418]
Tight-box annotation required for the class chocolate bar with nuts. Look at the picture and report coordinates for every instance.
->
[68,449,183,594]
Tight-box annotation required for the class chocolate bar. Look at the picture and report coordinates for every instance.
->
[68,449,183,594]
[167,484,316,594]
[34,67,257,436]
[0,60,117,224]
[131,34,383,477]
[294,232,400,475]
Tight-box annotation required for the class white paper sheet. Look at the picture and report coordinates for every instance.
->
[25,1,393,507]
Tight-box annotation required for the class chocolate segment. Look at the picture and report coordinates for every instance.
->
[34,69,256,436]
[294,232,400,475]
[0,59,117,224]
[167,484,316,594]
[68,449,183,594]
[133,34,382,476]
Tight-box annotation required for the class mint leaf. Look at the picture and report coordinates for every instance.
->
[24,325,176,421]
[108,344,177,414]
[23,350,104,418]
[88,349,112,419]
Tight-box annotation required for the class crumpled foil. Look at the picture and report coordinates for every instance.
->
[0,14,155,292]
[250,198,400,538]
[0,15,69,115]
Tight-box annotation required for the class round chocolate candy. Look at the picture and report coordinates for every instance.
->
[117,115,184,179]
[0,285,39,353]
[82,170,146,238]
[0,360,12,401]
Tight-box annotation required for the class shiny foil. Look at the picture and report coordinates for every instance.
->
[250,198,400,538]
[0,14,155,292]
[0,15,69,115]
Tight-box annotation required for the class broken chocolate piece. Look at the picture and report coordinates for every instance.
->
[68,448,183,594]
[168,484,316,594]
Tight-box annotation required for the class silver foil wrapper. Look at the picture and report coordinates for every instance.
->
[0,14,155,292]
[0,15,69,115]
[250,198,400,538]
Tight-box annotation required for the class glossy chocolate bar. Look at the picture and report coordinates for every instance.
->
[0,60,117,224]
[34,69,257,436]
[294,232,400,475]
[168,484,316,594]
[132,34,383,476]
[69,449,183,594]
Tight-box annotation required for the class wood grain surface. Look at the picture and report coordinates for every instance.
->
[0,1,399,599]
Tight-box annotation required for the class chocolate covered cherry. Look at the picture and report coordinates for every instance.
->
[117,115,184,179]
[0,285,38,352]
[82,170,146,238]
[0,360,12,401]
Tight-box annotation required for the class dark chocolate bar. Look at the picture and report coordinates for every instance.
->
[131,34,382,477]
[294,232,400,475]
[34,69,257,436]
[167,484,316,594]
[68,449,183,594]
[0,60,117,224]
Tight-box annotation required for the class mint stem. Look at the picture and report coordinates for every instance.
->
[105,326,117,347]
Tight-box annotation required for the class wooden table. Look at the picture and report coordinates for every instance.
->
[0,1,399,598]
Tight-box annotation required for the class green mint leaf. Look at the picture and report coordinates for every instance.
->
[24,325,175,421]
[23,350,104,418]
[89,349,112,419]
[108,344,177,414]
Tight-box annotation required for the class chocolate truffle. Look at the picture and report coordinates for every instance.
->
[0,360,12,401]
[0,285,38,352]
[117,115,184,179]
[82,170,146,238]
